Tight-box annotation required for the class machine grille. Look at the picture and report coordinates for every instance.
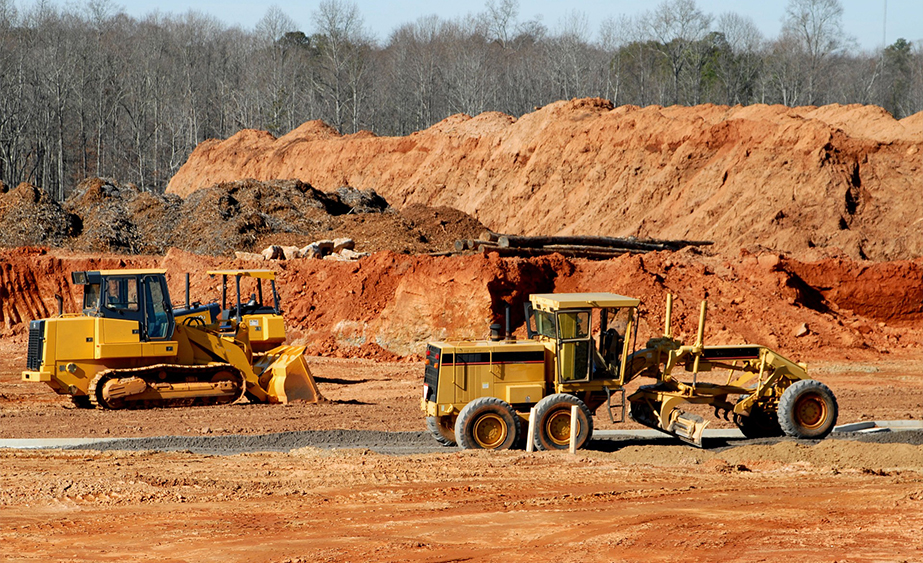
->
[27,320,45,371]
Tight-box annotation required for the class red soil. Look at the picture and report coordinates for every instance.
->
[3,247,921,361]
[167,100,923,261]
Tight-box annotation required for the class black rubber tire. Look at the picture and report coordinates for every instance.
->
[734,396,784,439]
[531,394,593,451]
[777,379,838,439]
[426,416,457,447]
[454,397,520,450]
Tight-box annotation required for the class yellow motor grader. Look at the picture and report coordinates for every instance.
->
[421,292,837,450]
[22,269,322,409]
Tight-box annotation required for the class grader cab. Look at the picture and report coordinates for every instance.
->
[421,292,837,450]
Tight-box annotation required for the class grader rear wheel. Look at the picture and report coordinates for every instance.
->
[778,379,838,439]
[454,397,520,450]
[532,394,593,451]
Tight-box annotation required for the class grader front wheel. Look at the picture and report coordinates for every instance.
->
[778,379,839,439]
[734,396,784,439]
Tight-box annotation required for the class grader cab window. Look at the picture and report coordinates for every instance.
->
[556,310,592,382]
[600,307,633,367]
[534,310,556,338]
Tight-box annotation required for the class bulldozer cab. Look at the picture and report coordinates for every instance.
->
[73,269,175,341]
[526,293,640,385]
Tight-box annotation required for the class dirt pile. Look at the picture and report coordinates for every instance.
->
[0,183,79,248]
[0,178,484,256]
[167,100,923,261]
[3,247,921,359]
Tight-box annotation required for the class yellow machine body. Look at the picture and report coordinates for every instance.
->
[423,292,836,450]
[23,269,322,408]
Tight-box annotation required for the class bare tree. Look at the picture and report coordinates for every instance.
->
[644,0,712,104]
[481,0,518,47]
[781,0,847,104]
[713,12,764,104]
[312,0,372,134]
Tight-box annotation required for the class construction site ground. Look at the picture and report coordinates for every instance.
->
[2,335,922,562]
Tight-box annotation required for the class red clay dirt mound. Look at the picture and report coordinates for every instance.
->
[3,248,921,360]
[168,100,923,262]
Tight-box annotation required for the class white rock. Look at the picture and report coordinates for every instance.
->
[281,245,302,260]
[332,237,355,252]
[261,245,284,260]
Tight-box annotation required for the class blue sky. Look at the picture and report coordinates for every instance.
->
[58,0,923,50]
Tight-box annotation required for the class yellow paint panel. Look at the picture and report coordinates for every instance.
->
[143,341,179,358]
[243,314,286,343]
[97,318,141,344]
[95,343,146,359]
[505,384,544,404]
[51,318,97,361]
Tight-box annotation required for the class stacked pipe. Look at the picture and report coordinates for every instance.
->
[447,232,713,260]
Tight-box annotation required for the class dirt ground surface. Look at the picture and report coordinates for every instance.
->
[1,336,922,561]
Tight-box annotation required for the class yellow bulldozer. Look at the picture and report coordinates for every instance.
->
[422,292,838,450]
[23,268,322,409]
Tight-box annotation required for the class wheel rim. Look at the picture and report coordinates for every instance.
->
[794,393,827,429]
[546,410,575,446]
[473,413,507,448]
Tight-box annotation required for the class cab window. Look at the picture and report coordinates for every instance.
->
[534,310,556,338]
[557,311,590,340]
[104,277,139,312]
[83,283,101,310]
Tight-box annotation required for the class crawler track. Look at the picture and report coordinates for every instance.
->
[87,364,245,409]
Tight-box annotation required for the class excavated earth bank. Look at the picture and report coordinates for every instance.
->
[3,247,921,359]
[168,100,923,262]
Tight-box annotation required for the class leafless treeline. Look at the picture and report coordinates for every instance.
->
[0,0,920,197]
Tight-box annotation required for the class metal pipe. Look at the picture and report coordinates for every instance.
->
[185,273,190,309]
[664,293,673,338]
[221,275,227,312]
[235,275,242,320]
[271,280,280,314]
[504,304,511,341]
[692,300,707,388]
[55,294,63,317]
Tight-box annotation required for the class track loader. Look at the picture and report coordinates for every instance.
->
[23,269,323,409]
[421,292,837,450]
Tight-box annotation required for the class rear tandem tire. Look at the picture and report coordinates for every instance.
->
[454,397,520,450]
[777,379,838,439]
[426,416,457,447]
[532,394,593,451]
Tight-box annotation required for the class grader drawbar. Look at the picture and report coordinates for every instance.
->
[421,292,838,450]
[23,269,323,409]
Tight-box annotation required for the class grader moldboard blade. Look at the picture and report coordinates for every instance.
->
[253,345,325,403]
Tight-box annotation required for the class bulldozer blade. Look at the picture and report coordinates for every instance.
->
[667,408,709,447]
[257,346,324,404]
